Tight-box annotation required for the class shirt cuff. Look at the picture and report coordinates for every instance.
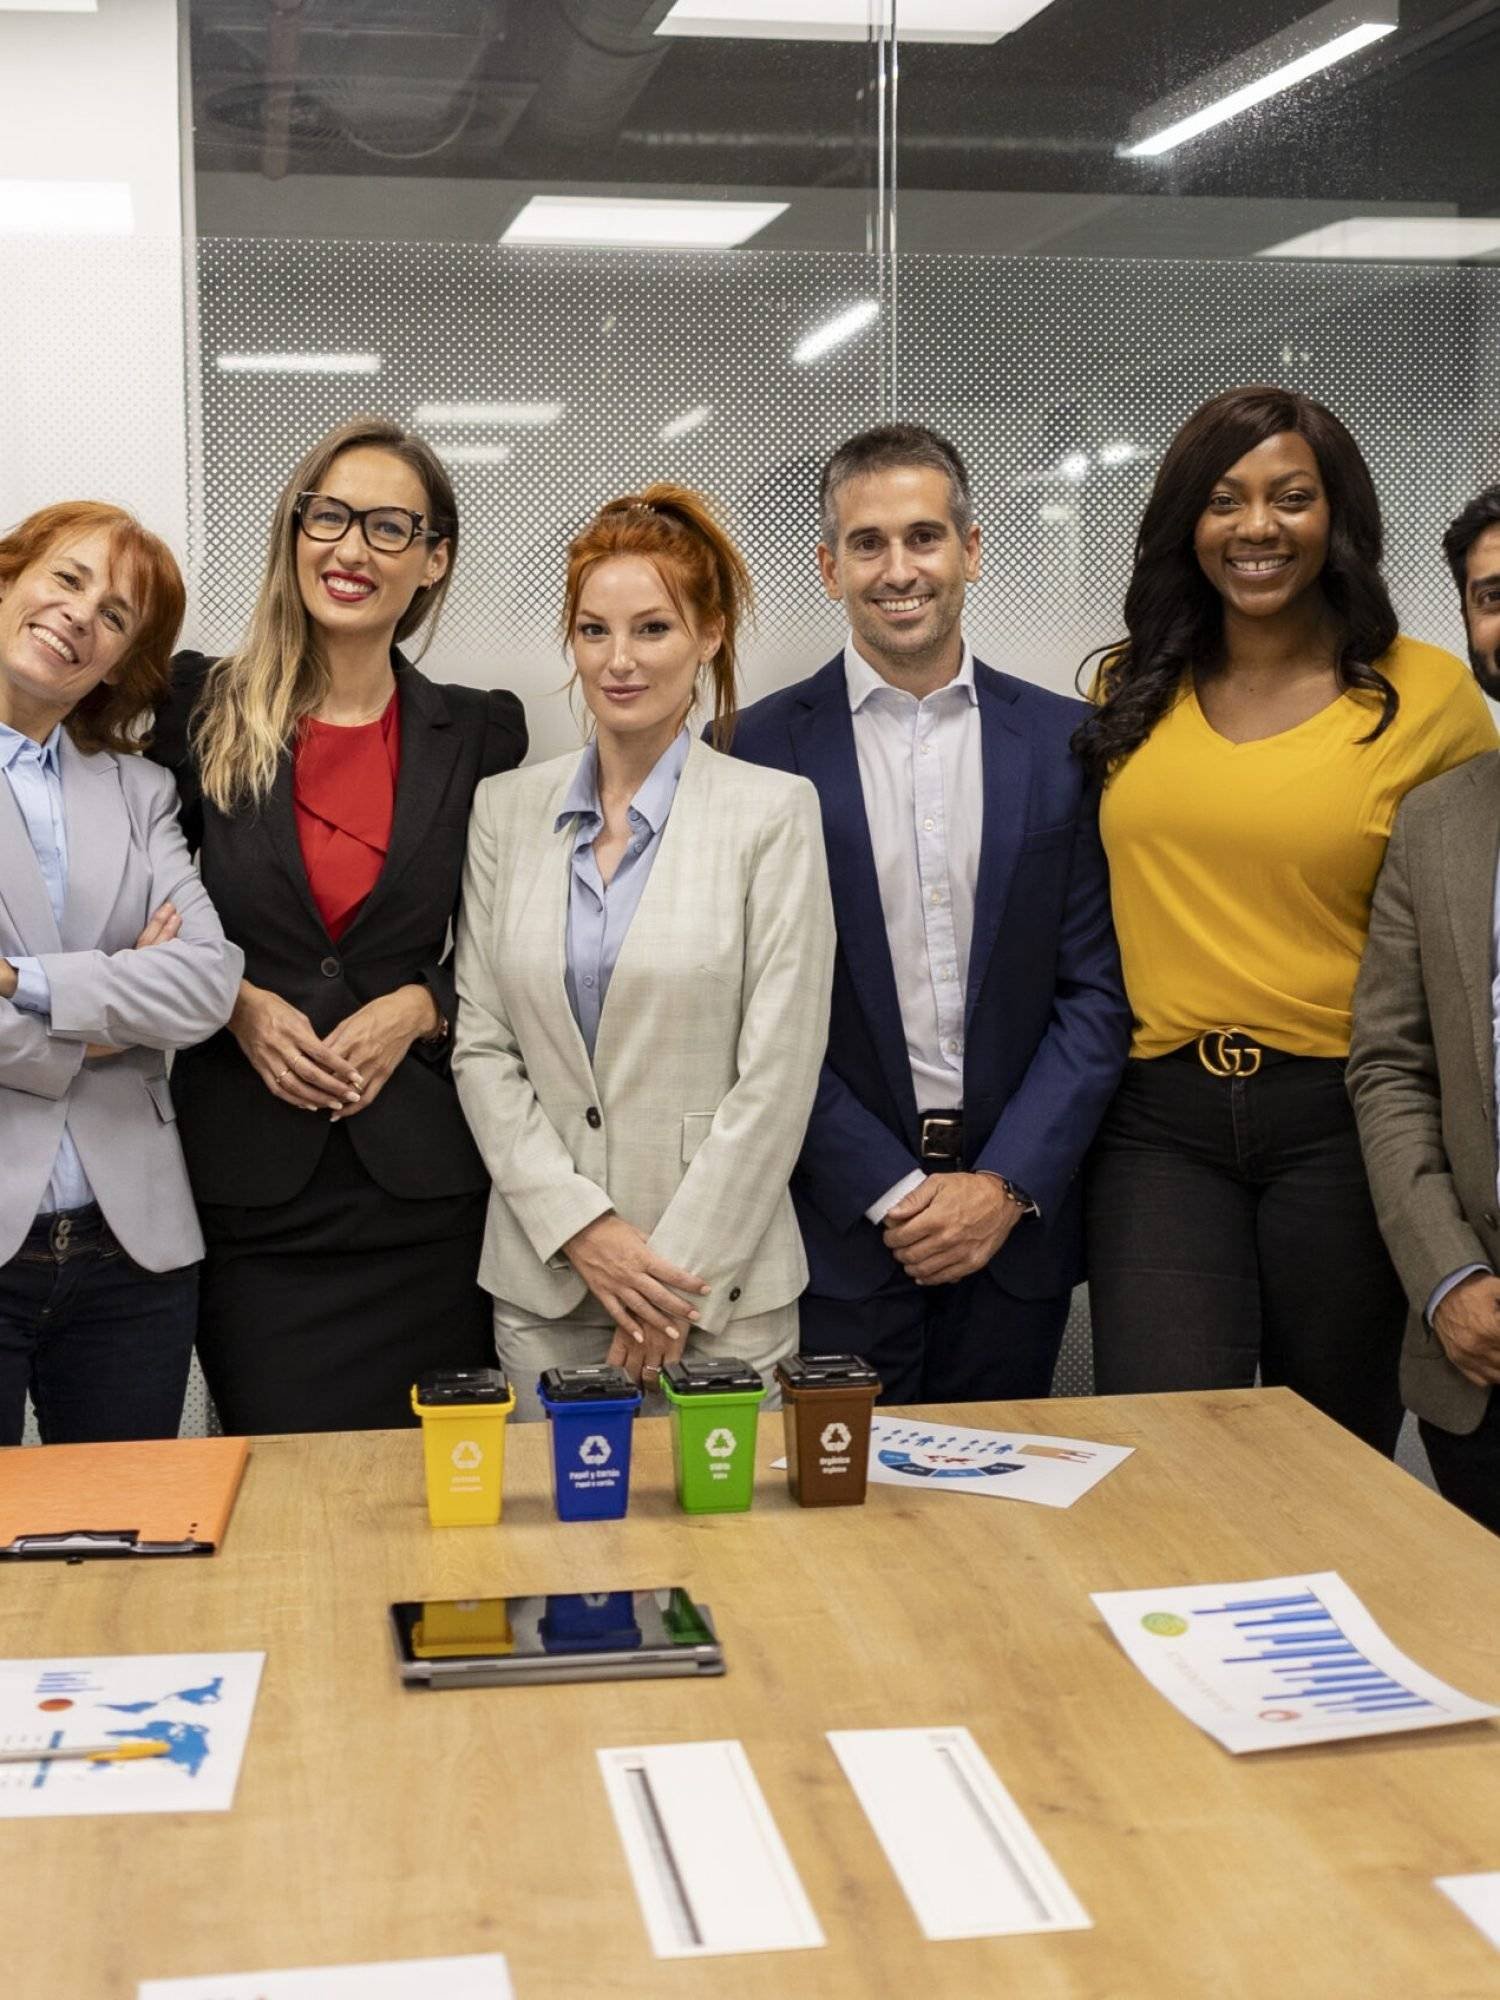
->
[1426,1264,1491,1327]
[9,957,52,1019]
[867,1170,927,1227]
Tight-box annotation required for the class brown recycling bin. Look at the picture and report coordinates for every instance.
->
[775,1353,882,1507]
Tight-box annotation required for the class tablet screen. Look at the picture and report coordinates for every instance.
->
[391,1587,715,1663]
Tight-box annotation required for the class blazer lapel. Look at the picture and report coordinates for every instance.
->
[0,754,63,951]
[57,736,129,951]
[536,759,599,1084]
[791,658,918,1133]
[341,660,460,949]
[261,748,331,941]
[1443,753,1500,1130]
[965,661,1030,1028]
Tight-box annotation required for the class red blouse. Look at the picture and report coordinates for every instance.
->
[292,693,401,941]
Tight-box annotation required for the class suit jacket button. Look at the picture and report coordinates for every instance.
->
[586,1106,602,1129]
[729,1286,741,1302]
[320,956,340,978]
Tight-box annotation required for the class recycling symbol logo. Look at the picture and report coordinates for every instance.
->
[450,1440,483,1470]
[579,1434,612,1467]
[704,1426,738,1459]
[820,1421,852,1453]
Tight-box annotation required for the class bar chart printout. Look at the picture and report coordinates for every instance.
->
[1090,1572,1498,1753]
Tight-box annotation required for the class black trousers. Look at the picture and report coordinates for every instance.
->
[196,1124,492,1435]
[800,1272,1069,1406]
[1085,1048,1406,1456]
[1422,1399,1500,1536]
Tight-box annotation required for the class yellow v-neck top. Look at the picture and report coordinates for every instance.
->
[1100,636,1497,1059]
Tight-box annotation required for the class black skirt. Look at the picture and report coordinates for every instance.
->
[196,1123,492,1434]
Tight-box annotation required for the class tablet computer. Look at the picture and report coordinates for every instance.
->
[389,1587,724,1688]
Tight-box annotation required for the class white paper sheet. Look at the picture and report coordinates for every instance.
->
[597,1740,824,1958]
[1092,1572,1498,1753]
[0,1652,263,1817]
[827,1727,1090,1941]
[1435,1872,1500,1950]
[861,1417,1132,1508]
[139,1957,513,1998]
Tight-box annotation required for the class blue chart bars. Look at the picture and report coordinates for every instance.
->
[1195,1590,1435,1717]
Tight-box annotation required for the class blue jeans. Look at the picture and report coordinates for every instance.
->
[0,1205,199,1446]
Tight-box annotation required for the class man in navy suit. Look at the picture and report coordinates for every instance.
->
[731,425,1130,1402]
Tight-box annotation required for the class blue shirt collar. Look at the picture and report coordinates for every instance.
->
[0,719,64,777]
[556,726,692,840]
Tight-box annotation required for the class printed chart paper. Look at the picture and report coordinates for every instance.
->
[1435,1873,1500,1951]
[828,1727,1090,1941]
[1092,1572,1497,1753]
[863,1416,1132,1508]
[139,1956,514,1998]
[0,1652,264,1817]
[598,1740,824,1958]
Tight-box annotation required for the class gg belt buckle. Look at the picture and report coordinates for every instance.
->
[1197,1029,1263,1078]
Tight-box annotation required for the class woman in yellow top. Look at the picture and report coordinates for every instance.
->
[1076,383,1496,1454]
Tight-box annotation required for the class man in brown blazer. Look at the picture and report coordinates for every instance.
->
[1348,484,1500,1534]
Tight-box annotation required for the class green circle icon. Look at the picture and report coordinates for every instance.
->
[1141,1612,1189,1637]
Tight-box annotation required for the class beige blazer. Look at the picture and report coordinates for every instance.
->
[1348,750,1500,1433]
[452,735,835,1331]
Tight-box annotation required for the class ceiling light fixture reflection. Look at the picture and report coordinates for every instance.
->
[1099,441,1140,466]
[1120,2,1398,160]
[414,400,564,427]
[0,2,98,12]
[438,443,513,466]
[793,299,880,364]
[1259,216,1500,260]
[0,178,132,235]
[656,0,1056,42]
[1038,504,1074,524]
[217,352,381,376]
[661,405,713,442]
[1058,453,1090,482]
[502,196,786,251]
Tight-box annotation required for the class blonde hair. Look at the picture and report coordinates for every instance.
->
[191,416,458,812]
[562,484,753,751]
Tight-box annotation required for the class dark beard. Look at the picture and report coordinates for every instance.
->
[1470,642,1500,701]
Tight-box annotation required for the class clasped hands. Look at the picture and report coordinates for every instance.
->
[882,1170,1026,1285]
[562,1211,710,1389]
[1431,1273,1500,1387]
[229,977,439,1117]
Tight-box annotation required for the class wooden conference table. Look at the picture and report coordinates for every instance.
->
[3,1387,1499,1998]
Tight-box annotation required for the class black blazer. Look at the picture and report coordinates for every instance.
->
[148,650,527,1207]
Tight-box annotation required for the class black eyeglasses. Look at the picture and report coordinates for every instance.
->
[294,492,441,555]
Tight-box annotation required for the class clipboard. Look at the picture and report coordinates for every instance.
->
[0,1435,249,1558]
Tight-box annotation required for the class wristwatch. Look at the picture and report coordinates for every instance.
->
[997,1177,1037,1215]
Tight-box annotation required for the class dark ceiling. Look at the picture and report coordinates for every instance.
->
[188,0,1500,208]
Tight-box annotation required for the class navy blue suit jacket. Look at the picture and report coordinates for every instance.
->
[729,652,1130,1302]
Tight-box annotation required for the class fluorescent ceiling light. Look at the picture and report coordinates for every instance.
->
[217,353,381,375]
[502,196,786,250]
[1121,3,1398,160]
[661,404,713,442]
[1058,452,1090,482]
[1259,216,1500,261]
[414,400,564,427]
[438,443,512,466]
[0,3,98,12]
[1099,441,1140,466]
[0,178,131,236]
[793,299,879,364]
[657,1,1055,43]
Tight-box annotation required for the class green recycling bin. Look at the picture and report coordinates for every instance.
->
[660,1357,766,1514]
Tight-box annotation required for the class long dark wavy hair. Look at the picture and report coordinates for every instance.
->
[1072,385,1399,781]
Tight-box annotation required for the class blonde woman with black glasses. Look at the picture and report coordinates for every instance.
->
[148,416,527,1433]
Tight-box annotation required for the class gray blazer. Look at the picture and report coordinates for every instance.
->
[1348,749,1500,1434]
[0,735,244,1269]
[452,736,835,1331]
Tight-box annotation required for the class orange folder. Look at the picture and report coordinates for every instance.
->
[0,1435,249,1558]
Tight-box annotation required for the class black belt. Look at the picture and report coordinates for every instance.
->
[1166,1032,1309,1078]
[917,1110,964,1164]
[15,1204,119,1265]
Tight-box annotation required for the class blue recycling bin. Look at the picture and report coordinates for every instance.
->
[539,1590,642,1653]
[537,1366,642,1522]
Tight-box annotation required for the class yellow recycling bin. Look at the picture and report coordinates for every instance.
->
[410,1367,515,1527]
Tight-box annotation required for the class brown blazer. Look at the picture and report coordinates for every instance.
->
[1348,749,1500,1434]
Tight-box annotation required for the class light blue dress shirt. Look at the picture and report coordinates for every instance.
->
[558,727,691,1062]
[0,721,93,1213]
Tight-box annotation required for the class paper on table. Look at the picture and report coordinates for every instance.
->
[828,1727,1090,1941]
[598,1740,824,1958]
[1092,1571,1498,1754]
[862,1417,1132,1508]
[1435,1873,1500,1950]
[0,1652,263,1817]
[138,1957,513,1997]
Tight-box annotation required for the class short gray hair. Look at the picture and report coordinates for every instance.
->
[818,423,974,549]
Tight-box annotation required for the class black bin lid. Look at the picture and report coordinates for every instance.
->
[777,1352,882,1391]
[539,1365,639,1402]
[413,1366,510,1405]
[661,1357,765,1396]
